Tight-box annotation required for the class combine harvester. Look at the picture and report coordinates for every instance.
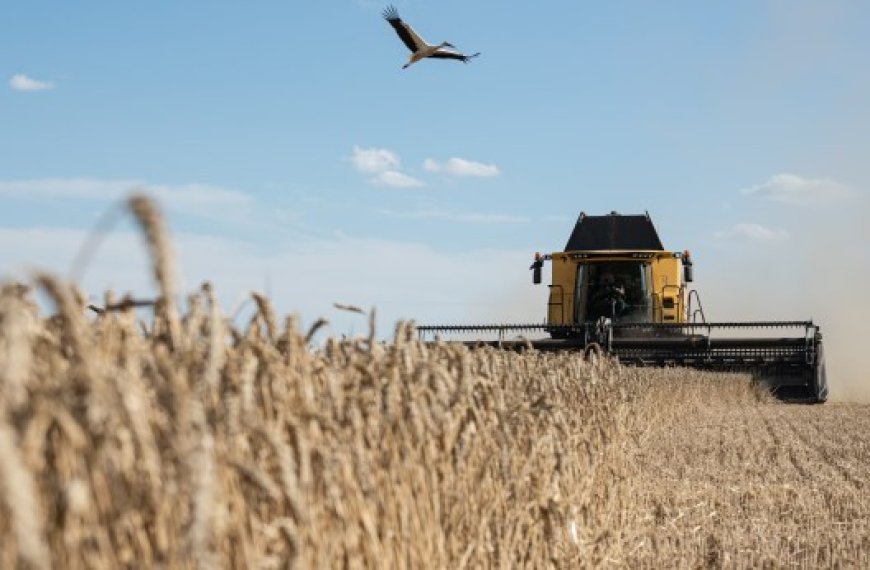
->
[418,212,828,403]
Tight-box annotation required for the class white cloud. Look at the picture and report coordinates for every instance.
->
[740,173,853,207]
[0,178,253,219]
[423,157,499,178]
[349,147,500,188]
[377,208,527,224]
[349,146,424,188]
[713,223,789,241]
[350,146,400,173]
[371,170,424,188]
[9,74,54,91]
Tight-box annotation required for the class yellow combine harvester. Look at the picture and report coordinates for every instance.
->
[418,212,828,403]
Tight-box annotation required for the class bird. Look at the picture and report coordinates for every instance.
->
[382,5,480,69]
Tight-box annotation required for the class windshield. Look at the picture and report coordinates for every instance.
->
[575,261,652,322]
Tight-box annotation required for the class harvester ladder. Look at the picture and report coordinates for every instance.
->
[687,289,707,324]
[547,284,566,325]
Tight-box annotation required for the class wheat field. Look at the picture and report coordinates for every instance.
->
[0,196,867,569]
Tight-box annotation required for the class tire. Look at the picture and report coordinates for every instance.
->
[813,342,828,404]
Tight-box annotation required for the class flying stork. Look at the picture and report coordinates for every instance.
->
[382,5,480,69]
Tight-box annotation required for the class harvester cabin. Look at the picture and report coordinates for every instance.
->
[546,212,690,327]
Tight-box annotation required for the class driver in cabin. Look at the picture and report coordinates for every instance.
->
[599,272,628,316]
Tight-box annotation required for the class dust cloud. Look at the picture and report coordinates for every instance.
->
[698,194,869,402]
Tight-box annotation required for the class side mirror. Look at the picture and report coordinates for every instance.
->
[683,262,694,283]
[530,259,543,284]
[682,251,694,283]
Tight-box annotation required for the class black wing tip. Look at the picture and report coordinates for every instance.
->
[382,5,399,21]
[429,50,482,63]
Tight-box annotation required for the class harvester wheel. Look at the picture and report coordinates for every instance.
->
[813,342,829,403]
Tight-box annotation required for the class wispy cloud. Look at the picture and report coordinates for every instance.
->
[0,178,253,218]
[371,171,424,188]
[9,74,54,91]
[423,157,500,178]
[377,208,528,224]
[0,226,544,330]
[542,214,573,223]
[741,173,853,207]
[349,148,499,187]
[713,222,789,241]
[349,146,400,173]
[349,146,424,188]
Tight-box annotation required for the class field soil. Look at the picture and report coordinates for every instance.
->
[625,398,870,568]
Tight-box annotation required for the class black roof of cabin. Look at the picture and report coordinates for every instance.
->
[564,212,664,251]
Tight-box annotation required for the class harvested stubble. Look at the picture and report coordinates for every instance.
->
[1,196,868,568]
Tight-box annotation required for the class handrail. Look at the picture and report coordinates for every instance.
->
[416,320,816,335]
[687,289,707,324]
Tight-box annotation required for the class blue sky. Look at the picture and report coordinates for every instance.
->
[2,1,869,353]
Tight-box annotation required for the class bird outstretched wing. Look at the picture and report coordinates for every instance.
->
[382,5,427,52]
[429,50,481,63]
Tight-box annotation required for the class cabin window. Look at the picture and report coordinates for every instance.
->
[576,261,652,323]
